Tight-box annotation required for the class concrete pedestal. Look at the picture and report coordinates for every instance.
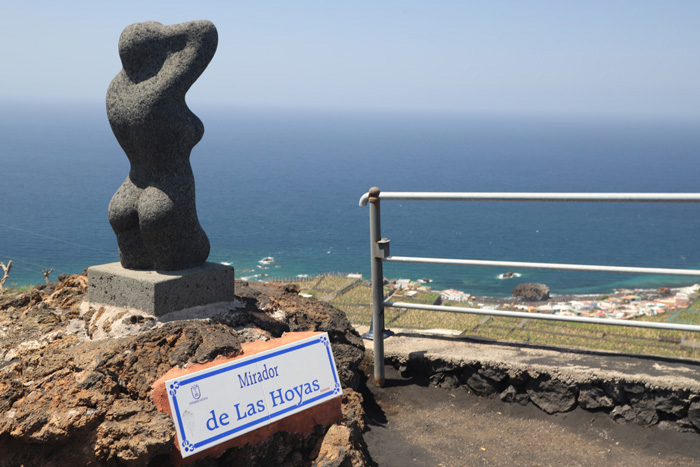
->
[87,262,235,316]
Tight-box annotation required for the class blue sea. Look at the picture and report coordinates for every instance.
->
[1,101,700,297]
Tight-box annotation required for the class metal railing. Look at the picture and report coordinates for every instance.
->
[359,187,700,387]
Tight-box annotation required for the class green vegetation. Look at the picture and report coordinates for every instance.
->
[1,284,34,295]
[668,299,700,325]
[273,274,700,361]
[392,292,441,305]
[292,278,322,290]
[313,275,359,291]
[332,283,373,304]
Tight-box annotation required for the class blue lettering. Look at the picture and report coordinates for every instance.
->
[246,402,257,416]
[270,388,284,407]
[220,412,230,426]
[235,403,247,420]
[206,410,219,431]
[293,385,304,404]
[239,366,279,389]
[269,379,322,409]
[238,373,249,388]
[256,399,265,412]
[285,389,295,402]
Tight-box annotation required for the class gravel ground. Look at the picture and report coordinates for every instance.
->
[361,364,700,467]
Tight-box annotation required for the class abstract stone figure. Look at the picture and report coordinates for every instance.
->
[106,20,217,271]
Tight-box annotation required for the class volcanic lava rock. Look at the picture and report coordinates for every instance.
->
[526,375,578,414]
[107,20,217,270]
[0,275,369,466]
[512,283,550,302]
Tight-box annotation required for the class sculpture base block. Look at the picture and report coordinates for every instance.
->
[87,262,235,316]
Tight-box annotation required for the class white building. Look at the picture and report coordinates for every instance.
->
[675,293,690,307]
[441,288,470,302]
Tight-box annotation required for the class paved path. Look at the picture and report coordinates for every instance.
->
[355,326,700,466]
[361,364,700,467]
[356,326,700,390]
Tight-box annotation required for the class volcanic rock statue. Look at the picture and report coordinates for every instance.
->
[106,20,217,270]
[88,20,233,316]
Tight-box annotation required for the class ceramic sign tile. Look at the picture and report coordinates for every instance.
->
[165,333,341,457]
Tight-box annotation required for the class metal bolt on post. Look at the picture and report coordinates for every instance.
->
[362,234,393,342]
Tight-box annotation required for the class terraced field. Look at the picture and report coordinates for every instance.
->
[272,274,700,360]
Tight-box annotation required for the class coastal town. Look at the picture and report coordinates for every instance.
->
[388,277,700,321]
[279,272,700,360]
[504,286,699,320]
[242,256,700,325]
[284,270,700,326]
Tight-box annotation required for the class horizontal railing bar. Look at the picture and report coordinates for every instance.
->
[385,301,700,333]
[358,191,700,206]
[384,256,700,277]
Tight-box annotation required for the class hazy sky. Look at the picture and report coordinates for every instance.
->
[2,1,699,118]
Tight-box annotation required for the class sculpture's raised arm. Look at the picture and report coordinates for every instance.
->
[116,21,217,96]
[164,21,218,98]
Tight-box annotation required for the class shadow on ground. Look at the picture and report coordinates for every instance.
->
[360,363,700,467]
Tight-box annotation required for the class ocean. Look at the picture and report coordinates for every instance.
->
[1,101,699,297]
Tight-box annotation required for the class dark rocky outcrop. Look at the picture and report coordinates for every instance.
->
[578,383,614,410]
[466,367,508,396]
[526,375,578,414]
[387,356,700,433]
[512,283,550,302]
[0,275,369,466]
[499,385,529,405]
[687,401,700,431]
[654,389,689,419]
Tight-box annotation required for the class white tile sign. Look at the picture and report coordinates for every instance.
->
[165,333,342,458]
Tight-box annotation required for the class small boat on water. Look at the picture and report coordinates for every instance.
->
[259,257,275,265]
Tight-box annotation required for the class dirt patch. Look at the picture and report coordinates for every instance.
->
[361,363,700,466]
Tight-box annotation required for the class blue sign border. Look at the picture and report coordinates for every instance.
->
[167,334,341,454]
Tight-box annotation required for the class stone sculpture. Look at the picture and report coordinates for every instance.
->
[106,20,217,270]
